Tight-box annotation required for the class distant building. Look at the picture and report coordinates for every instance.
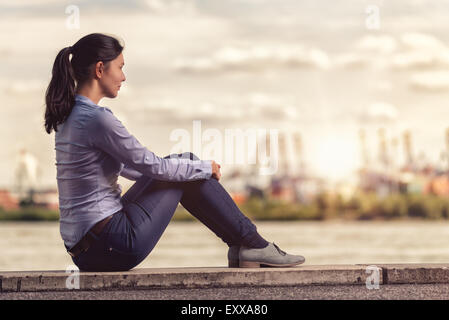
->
[0,189,19,210]
[229,191,248,205]
[268,174,324,204]
[15,148,40,199]
[270,175,296,202]
[425,174,449,196]
[32,189,59,210]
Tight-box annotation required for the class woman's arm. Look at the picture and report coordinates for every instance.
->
[119,163,143,181]
[88,107,212,182]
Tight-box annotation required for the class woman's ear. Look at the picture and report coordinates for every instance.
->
[94,61,104,79]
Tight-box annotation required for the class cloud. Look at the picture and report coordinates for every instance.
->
[391,51,437,69]
[400,33,447,51]
[375,81,393,92]
[352,32,449,71]
[122,91,302,126]
[356,35,398,54]
[391,33,449,70]
[394,50,449,70]
[0,0,148,17]
[333,53,369,69]
[145,0,197,14]
[359,102,398,123]
[246,93,290,121]
[409,71,449,92]
[3,80,47,95]
[0,0,62,8]
[127,98,243,125]
[173,44,331,74]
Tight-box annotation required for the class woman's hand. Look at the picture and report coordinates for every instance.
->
[211,160,222,181]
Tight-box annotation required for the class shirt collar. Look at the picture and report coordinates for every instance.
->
[74,94,99,108]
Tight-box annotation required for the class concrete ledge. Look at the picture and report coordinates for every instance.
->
[375,264,449,284]
[1,264,449,293]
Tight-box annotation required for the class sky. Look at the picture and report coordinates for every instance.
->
[1,0,449,190]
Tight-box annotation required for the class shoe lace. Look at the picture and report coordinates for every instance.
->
[273,243,286,256]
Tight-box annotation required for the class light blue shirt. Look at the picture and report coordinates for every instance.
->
[55,94,212,250]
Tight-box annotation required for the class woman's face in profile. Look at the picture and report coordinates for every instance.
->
[99,52,126,99]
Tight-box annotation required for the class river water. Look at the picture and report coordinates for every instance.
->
[1,220,449,271]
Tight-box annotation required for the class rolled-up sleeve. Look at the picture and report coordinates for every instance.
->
[88,108,212,182]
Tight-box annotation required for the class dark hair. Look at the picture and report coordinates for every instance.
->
[44,33,124,134]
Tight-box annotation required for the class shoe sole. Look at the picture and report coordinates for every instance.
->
[239,260,305,268]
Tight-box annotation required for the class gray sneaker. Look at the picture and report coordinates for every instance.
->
[239,242,305,268]
[227,245,240,268]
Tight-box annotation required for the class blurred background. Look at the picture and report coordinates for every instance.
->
[2,0,449,271]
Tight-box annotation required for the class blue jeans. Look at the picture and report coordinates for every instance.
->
[72,152,268,271]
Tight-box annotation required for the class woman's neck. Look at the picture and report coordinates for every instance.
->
[76,82,103,105]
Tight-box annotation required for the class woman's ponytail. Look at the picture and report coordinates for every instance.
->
[44,46,75,134]
[44,33,124,134]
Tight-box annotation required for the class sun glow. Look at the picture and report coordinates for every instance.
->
[311,135,360,182]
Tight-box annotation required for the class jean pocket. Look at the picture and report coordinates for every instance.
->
[107,245,141,255]
[105,246,145,271]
